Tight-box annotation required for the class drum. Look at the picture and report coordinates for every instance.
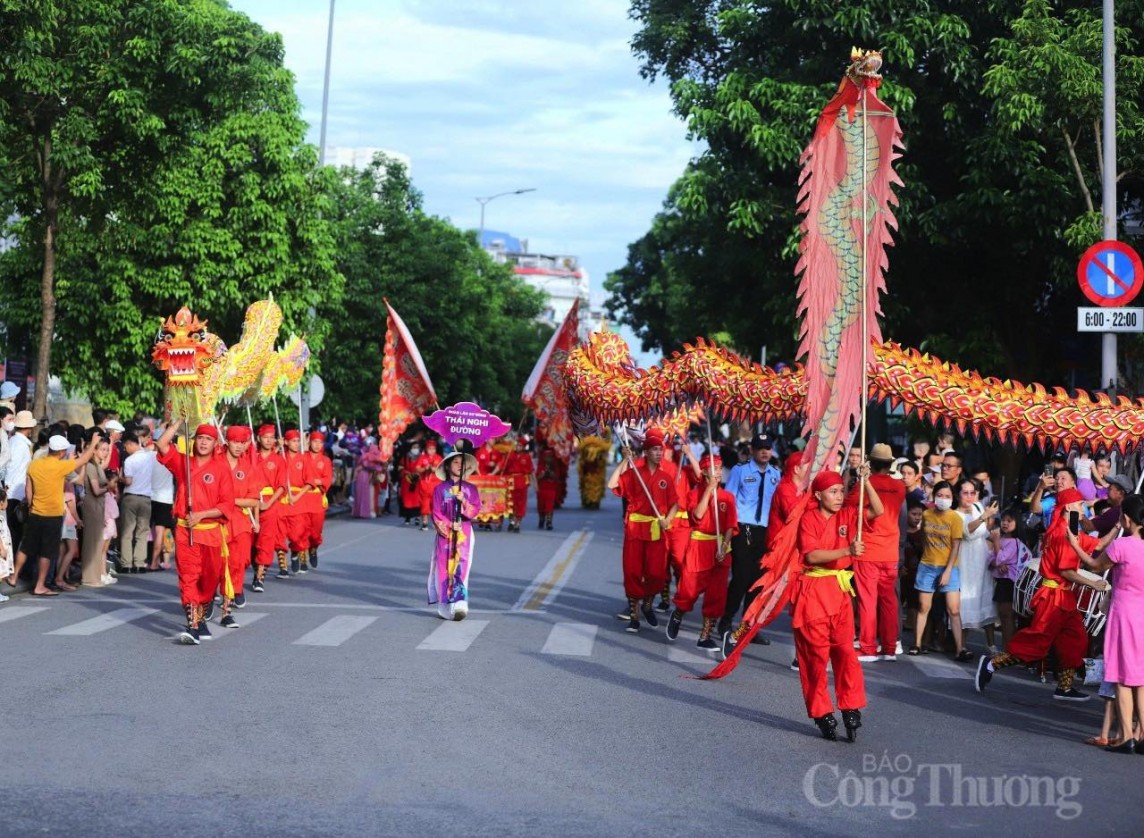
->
[1011,554,1109,635]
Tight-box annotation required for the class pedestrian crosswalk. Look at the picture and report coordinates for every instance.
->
[0,602,976,680]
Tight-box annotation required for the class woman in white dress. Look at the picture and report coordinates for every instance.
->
[954,478,1000,653]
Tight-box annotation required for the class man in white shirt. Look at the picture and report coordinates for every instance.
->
[4,410,36,560]
[119,430,155,572]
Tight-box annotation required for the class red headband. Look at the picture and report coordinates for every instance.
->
[194,424,219,441]
[1055,488,1084,507]
[257,424,277,438]
[698,454,718,471]
[225,425,251,443]
[309,431,325,443]
[643,428,665,448]
[283,429,301,441]
[811,470,843,494]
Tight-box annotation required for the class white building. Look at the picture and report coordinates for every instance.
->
[324,146,411,173]
[481,231,603,336]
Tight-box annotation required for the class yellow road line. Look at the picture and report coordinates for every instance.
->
[523,529,590,611]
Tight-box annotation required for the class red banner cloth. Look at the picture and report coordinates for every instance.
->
[378,299,437,462]
[522,299,579,462]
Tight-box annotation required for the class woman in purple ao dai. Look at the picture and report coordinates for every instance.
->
[427,440,481,621]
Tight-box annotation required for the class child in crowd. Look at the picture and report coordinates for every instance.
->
[988,509,1031,653]
[900,499,926,639]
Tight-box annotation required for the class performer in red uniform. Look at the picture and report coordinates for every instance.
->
[847,444,907,661]
[156,423,235,645]
[416,440,443,531]
[767,451,807,549]
[281,429,312,575]
[504,437,534,533]
[252,424,286,591]
[399,442,423,524]
[658,438,699,611]
[222,425,259,626]
[975,487,1110,701]
[476,442,495,476]
[303,431,333,568]
[607,428,683,633]
[666,454,737,650]
[795,467,883,741]
[535,444,562,530]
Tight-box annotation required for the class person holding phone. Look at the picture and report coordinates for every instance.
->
[955,478,1000,657]
[975,488,1109,701]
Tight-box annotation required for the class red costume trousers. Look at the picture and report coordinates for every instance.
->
[793,604,867,719]
[673,558,730,619]
[665,524,690,578]
[622,535,667,600]
[254,510,282,566]
[307,510,326,548]
[537,482,558,516]
[855,560,900,656]
[175,529,223,608]
[223,531,251,597]
[511,482,529,519]
[280,513,309,552]
[1008,590,1087,670]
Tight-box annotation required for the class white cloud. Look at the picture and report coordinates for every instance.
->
[231,0,696,363]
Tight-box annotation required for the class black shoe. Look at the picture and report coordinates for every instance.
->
[290,556,301,574]
[277,568,291,579]
[974,655,993,693]
[177,627,200,646]
[814,714,838,741]
[202,601,215,623]
[309,550,318,568]
[640,601,658,628]
[751,632,771,646]
[1106,738,1137,754]
[545,521,553,530]
[665,609,684,641]
[220,614,238,629]
[1053,687,1090,702]
[626,616,640,634]
[252,578,265,593]
[197,621,213,640]
[790,658,800,671]
[655,598,671,613]
[954,649,974,663]
[233,592,246,609]
[696,634,719,652]
[841,710,862,743]
[719,631,737,661]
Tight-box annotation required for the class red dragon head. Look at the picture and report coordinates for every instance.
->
[152,307,214,386]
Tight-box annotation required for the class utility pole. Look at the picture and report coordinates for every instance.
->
[1101,0,1117,394]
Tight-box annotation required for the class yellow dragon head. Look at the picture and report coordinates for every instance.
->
[152,307,216,387]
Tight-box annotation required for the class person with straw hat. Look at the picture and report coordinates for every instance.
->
[427,440,481,621]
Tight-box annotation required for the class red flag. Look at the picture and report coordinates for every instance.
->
[378,299,437,462]
[523,299,579,461]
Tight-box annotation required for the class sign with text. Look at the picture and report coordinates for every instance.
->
[1076,307,1144,333]
[1077,241,1144,307]
[423,401,511,448]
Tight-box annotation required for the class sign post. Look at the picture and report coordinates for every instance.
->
[1077,240,1144,389]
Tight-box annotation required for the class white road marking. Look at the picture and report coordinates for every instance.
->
[292,615,378,646]
[541,622,597,656]
[512,529,594,611]
[0,606,50,623]
[907,657,972,679]
[416,619,489,651]
[46,607,158,636]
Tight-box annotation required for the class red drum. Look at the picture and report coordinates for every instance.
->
[1011,555,1109,636]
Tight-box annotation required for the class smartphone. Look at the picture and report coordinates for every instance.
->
[1068,510,1081,536]
[1043,464,1054,477]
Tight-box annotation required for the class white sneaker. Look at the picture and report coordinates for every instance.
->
[879,654,897,662]
[895,640,904,655]
[857,654,879,663]
[0,592,9,602]
[101,574,118,585]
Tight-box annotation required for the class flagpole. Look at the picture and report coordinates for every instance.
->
[704,407,722,556]
[857,84,870,540]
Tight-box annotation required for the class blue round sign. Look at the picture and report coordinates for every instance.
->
[1077,241,1144,307]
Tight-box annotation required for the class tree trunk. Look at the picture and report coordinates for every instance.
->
[33,136,58,421]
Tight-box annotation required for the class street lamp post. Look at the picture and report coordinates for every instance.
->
[476,188,537,250]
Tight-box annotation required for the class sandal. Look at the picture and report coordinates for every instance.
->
[954,649,974,662]
[907,646,921,656]
[1085,736,1110,747]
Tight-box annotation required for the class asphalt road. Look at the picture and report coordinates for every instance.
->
[1,483,1138,836]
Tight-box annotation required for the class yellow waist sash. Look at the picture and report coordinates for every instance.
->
[628,512,661,541]
[803,567,856,596]
[1040,579,1061,589]
[690,531,718,541]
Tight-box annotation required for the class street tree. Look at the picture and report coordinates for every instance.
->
[0,0,340,416]
[614,0,1144,390]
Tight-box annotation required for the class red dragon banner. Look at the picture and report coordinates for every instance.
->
[522,298,579,462]
[378,299,438,462]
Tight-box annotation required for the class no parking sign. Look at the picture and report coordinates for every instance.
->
[1077,241,1144,307]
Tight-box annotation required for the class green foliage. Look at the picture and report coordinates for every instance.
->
[316,156,552,426]
[0,0,341,416]
[616,0,1144,390]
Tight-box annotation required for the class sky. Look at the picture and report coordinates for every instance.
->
[228,0,698,364]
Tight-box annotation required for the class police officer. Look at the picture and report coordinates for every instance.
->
[718,433,780,638]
